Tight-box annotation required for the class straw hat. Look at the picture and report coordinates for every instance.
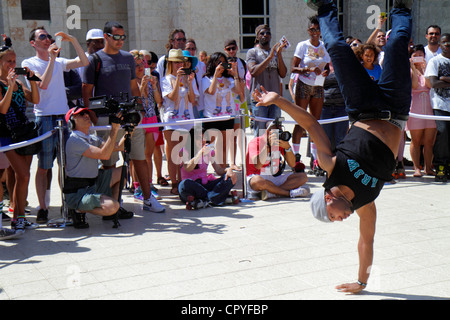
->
[167,49,186,62]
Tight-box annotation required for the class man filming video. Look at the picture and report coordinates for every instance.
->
[245,119,311,201]
[63,106,132,228]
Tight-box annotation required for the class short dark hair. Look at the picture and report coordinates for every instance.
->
[426,25,441,34]
[309,15,320,26]
[410,44,425,57]
[29,26,46,42]
[104,21,124,34]
[441,33,450,41]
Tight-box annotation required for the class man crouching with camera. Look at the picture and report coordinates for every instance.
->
[63,107,132,228]
[246,119,310,201]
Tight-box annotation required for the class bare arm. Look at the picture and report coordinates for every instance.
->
[429,76,450,89]
[336,201,376,294]
[253,88,334,172]
[57,32,89,70]
[82,123,121,160]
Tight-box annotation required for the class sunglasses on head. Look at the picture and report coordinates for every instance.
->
[37,34,52,41]
[107,33,127,41]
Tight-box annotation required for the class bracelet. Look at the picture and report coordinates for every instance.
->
[357,280,367,287]
[285,147,292,153]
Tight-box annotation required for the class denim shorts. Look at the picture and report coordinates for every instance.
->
[36,115,68,170]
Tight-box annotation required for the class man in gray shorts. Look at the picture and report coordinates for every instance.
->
[64,107,132,228]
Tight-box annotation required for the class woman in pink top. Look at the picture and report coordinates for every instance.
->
[406,45,437,177]
[178,142,237,209]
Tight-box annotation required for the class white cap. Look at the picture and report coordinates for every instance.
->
[86,29,104,41]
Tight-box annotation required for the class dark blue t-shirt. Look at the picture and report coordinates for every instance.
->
[83,50,136,99]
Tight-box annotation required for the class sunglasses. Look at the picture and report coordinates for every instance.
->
[37,34,53,41]
[259,31,271,36]
[107,33,127,41]
[308,28,321,33]
[225,46,237,51]
[174,37,187,42]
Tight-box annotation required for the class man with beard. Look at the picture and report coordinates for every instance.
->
[246,25,288,136]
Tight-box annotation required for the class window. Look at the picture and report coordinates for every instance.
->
[337,0,345,32]
[21,0,51,21]
[240,0,270,50]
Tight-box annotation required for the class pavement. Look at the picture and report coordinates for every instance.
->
[1,115,450,301]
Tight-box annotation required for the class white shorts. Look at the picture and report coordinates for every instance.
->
[246,173,290,198]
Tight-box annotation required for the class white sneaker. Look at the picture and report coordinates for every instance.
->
[143,196,165,213]
[0,227,24,240]
[290,186,311,198]
[261,190,277,201]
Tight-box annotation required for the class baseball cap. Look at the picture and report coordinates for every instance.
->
[86,29,104,41]
[310,189,332,223]
[65,107,93,123]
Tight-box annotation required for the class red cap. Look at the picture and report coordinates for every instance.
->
[65,107,93,123]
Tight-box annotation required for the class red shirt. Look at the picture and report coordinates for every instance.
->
[246,135,284,176]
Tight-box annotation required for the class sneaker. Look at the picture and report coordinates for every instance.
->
[186,196,211,210]
[36,208,49,224]
[12,217,39,231]
[134,186,143,200]
[0,227,23,240]
[70,210,89,229]
[1,212,11,221]
[103,207,134,220]
[261,190,277,201]
[305,0,333,10]
[393,0,413,9]
[435,165,447,182]
[143,196,165,213]
[290,186,311,198]
[151,189,162,200]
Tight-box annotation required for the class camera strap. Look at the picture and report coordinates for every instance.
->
[92,53,103,90]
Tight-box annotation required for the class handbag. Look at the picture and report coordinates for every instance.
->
[5,85,42,156]
[10,120,42,156]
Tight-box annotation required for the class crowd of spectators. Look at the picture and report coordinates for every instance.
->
[0,15,449,238]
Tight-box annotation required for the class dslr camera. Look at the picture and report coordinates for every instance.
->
[271,117,292,142]
[89,93,143,128]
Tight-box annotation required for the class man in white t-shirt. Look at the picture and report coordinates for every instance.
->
[424,25,442,63]
[425,33,450,181]
[22,26,89,224]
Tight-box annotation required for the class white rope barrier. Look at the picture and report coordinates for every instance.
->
[1,112,450,154]
[90,115,235,132]
[0,130,55,153]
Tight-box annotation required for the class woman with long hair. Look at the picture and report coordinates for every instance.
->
[0,46,39,232]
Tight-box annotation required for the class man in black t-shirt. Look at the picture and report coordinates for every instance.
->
[253,0,413,294]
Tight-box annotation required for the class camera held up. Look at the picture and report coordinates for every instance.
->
[89,93,143,128]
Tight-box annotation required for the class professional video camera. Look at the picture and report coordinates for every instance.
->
[89,93,143,128]
[271,117,292,142]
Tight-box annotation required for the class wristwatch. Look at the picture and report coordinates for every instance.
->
[285,147,292,153]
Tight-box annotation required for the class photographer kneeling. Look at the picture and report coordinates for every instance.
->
[246,119,310,201]
[64,107,132,228]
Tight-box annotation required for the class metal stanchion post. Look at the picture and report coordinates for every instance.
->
[47,120,71,228]
[239,109,250,201]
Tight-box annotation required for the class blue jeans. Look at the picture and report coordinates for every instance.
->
[318,3,412,117]
[252,102,281,137]
[321,105,348,150]
[178,175,235,205]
